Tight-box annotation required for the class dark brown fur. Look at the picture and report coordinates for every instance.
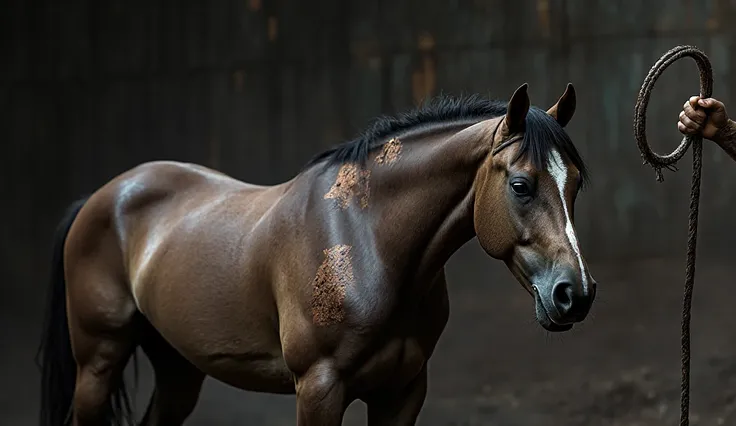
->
[37,84,597,426]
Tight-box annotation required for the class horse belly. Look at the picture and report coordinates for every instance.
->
[136,254,295,393]
[144,302,295,394]
[198,350,295,394]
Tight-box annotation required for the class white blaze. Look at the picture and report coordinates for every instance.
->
[547,149,588,293]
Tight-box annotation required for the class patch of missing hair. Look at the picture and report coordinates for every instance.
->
[311,245,354,326]
[323,163,370,209]
[375,137,402,165]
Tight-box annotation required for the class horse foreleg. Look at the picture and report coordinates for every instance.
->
[365,366,428,426]
[295,359,347,426]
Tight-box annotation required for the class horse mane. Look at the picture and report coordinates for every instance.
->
[302,94,589,187]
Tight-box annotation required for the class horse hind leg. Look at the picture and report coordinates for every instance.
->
[139,324,205,426]
[66,274,140,426]
[70,329,137,425]
[38,196,139,426]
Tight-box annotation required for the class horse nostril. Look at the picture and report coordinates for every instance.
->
[552,281,574,313]
[589,280,598,302]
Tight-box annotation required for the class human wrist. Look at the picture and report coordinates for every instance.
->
[713,119,736,146]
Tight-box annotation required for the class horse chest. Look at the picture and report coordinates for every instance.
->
[350,336,427,392]
[345,278,449,393]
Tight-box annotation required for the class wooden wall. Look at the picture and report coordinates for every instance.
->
[3,0,736,306]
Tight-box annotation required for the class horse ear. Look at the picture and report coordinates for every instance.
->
[547,83,576,127]
[504,83,530,134]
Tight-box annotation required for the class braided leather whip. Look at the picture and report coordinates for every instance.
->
[633,45,713,426]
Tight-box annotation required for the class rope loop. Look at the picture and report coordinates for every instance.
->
[633,45,712,426]
[634,45,712,181]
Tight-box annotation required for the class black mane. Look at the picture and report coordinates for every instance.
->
[303,94,589,186]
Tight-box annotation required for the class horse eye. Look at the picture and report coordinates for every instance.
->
[511,181,530,196]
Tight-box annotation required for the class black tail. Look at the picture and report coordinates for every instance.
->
[36,197,88,426]
[36,197,138,426]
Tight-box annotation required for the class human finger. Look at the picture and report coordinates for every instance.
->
[679,111,702,131]
[678,121,698,135]
[683,102,707,125]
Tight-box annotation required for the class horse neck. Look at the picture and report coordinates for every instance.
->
[368,119,496,280]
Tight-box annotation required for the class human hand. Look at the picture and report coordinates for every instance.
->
[678,96,730,143]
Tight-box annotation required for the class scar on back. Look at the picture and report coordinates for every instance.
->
[323,163,370,209]
[374,137,402,165]
[311,244,355,326]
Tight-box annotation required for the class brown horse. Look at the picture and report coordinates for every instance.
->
[37,83,596,426]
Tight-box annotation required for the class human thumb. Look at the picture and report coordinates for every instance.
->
[697,98,717,109]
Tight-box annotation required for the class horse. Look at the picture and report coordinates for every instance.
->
[37,82,597,426]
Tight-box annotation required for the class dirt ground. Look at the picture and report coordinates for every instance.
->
[3,247,736,425]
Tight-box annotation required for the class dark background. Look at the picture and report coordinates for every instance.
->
[3,1,736,424]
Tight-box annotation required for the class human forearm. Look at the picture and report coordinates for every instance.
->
[713,119,736,161]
